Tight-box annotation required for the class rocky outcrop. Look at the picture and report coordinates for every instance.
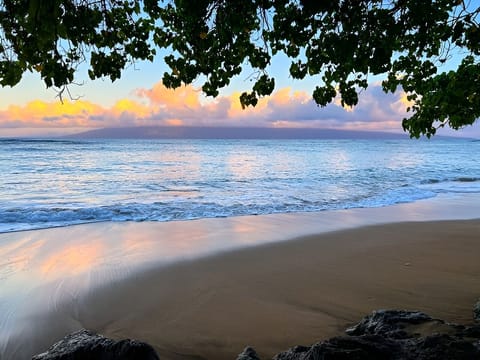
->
[474,299,480,322]
[236,346,262,360]
[32,329,159,360]
[271,309,480,360]
[345,309,435,338]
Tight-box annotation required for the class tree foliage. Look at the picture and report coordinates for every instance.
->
[0,0,479,137]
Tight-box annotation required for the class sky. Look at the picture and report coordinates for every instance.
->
[1,51,479,138]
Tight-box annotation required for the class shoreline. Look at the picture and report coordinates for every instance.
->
[2,192,480,236]
[0,194,479,359]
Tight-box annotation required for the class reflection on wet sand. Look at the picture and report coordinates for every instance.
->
[40,242,105,278]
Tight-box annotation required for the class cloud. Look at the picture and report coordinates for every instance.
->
[3,99,104,127]
[0,81,431,136]
[232,85,412,132]
[137,82,201,109]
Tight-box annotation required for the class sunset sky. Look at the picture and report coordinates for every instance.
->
[1,52,479,138]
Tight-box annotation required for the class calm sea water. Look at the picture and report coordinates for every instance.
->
[0,138,479,232]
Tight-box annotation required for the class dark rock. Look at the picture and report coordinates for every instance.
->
[250,307,480,360]
[345,309,433,338]
[274,335,400,360]
[461,324,480,338]
[474,300,480,322]
[406,333,480,360]
[236,346,261,360]
[31,329,159,360]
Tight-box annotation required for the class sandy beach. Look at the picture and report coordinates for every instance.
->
[0,196,479,359]
[92,220,480,360]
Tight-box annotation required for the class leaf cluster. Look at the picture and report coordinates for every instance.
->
[0,0,155,88]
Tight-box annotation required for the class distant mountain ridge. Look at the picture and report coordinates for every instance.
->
[66,126,410,140]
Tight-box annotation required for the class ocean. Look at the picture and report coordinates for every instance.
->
[1,137,479,233]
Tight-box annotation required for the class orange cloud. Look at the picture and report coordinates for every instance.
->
[111,98,150,118]
[227,91,269,119]
[226,87,310,120]
[165,118,184,126]
[137,82,201,109]
[5,99,104,127]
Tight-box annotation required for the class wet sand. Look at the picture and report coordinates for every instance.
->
[0,195,479,359]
